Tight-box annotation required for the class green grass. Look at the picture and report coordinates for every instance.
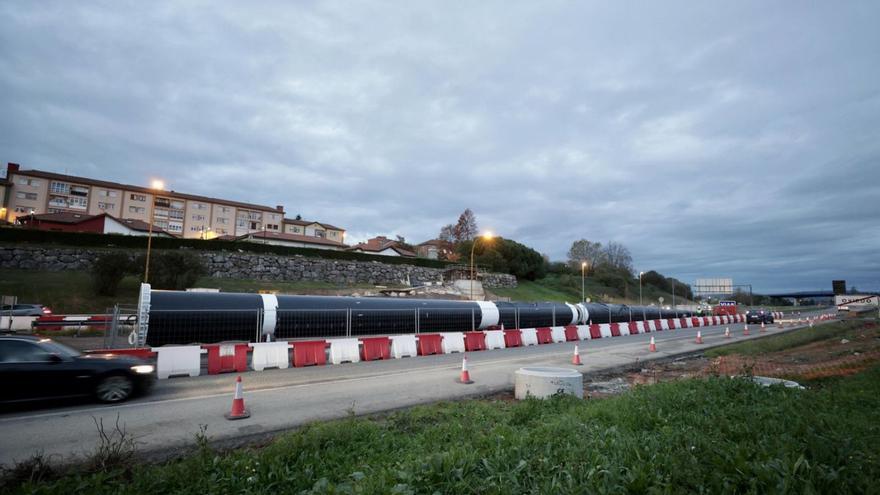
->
[8,366,880,493]
[705,321,859,357]
[492,274,693,306]
[0,270,399,314]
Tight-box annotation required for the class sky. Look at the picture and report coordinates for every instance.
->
[1,1,878,293]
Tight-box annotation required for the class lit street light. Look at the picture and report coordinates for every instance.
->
[581,261,588,303]
[470,232,494,300]
[639,271,645,307]
[144,179,165,283]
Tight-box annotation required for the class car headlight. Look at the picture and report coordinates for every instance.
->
[131,365,155,374]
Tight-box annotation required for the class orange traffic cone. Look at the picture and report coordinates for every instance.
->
[459,354,473,384]
[724,327,730,338]
[649,336,657,352]
[572,345,583,365]
[225,375,250,420]
[695,331,703,344]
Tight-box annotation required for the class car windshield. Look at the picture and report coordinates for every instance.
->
[36,339,82,358]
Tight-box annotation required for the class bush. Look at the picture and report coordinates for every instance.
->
[139,251,207,290]
[90,252,134,296]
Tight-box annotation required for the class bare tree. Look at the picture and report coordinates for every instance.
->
[567,239,606,271]
[438,224,456,242]
[603,241,634,276]
[453,208,478,242]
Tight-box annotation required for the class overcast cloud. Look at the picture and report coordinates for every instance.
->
[2,1,878,292]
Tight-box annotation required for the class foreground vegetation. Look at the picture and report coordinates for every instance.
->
[7,363,880,493]
[705,322,856,357]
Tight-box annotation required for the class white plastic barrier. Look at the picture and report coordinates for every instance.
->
[153,345,206,379]
[713,316,721,326]
[550,326,567,343]
[328,338,361,364]
[249,342,291,371]
[484,330,506,350]
[721,316,728,325]
[576,325,591,340]
[521,328,539,346]
[390,334,418,359]
[660,319,670,331]
[0,316,37,331]
[599,323,613,338]
[618,323,631,336]
[440,332,466,354]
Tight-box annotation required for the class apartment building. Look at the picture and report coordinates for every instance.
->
[282,218,346,244]
[2,162,285,239]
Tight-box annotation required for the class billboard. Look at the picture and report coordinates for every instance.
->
[833,280,847,295]
[835,294,879,309]
[694,278,733,296]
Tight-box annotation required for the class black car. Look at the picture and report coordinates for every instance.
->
[745,309,774,325]
[0,335,155,404]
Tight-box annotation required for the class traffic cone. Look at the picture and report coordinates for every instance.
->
[760,321,766,332]
[743,324,750,336]
[572,345,583,365]
[724,327,730,338]
[458,354,473,384]
[695,331,703,344]
[809,319,814,328]
[649,336,657,352]
[224,376,250,420]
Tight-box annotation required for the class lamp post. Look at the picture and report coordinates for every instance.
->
[639,271,645,307]
[144,179,164,283]
[581,261,587,302]
[470,232,494,300]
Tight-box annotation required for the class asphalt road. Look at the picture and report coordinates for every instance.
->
[0,311,834,467]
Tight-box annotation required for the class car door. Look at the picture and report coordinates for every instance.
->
[0,339,80,401]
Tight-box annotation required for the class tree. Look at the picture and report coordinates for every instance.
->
[134,251,207,290]
[567,239,606,272]
[90,252,135,296]
[641,270,670,292]
[453,208,478,242]
[457,237,546,280]
[602,241,633,276]
[438,224,456,242]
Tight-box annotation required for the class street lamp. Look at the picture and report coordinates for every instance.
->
[581,261,588,302]
[639,271,645,307]
[144,179,165,283]
[470,231,494,300]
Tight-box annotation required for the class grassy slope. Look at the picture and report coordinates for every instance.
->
[0,270,392,314]
[10,367,880,493]
[492,274,693,306]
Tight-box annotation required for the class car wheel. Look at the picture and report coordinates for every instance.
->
[95,375,134,403]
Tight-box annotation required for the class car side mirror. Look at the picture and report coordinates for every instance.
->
[48,353,64,363]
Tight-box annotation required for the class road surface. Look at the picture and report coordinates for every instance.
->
[0,312,832,467]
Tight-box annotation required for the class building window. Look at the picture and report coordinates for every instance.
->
[69,186,89,197]
[14,206,33,213]
[154,208,169,218]
[167,222,183,233]
[219,206,231,213]
[215,217,228,224]
[329,231,338,238]
[168,210,184,220]
[16,192,38,200]
[129,206,146,214]
[249,222,260,230]
[315,230,326,238]
[192,214,206,221]
[18,178,40,187]
[97,202,115,210]
[245,211,261,221]
[191,202,207,210]
[49,195,68,207]
[130,193,146,201]
[170,200,185,210]
[68,197,87,209]
[154,197,171,208]
[50,181,70,194]
[99,189,117,197]
[266,223,279,230]
[154,220,169,229]
[292,226,301,233]
[48,208,65,214]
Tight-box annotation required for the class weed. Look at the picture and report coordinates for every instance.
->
[85,414,138,474]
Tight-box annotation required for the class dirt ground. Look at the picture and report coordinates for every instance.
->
[586,319,880,398]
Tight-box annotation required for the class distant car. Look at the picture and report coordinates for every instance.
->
[745,309,774,324]
[0,335,155,404]
[0,304,52,316]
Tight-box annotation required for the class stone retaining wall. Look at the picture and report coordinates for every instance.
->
[0,246,517,288]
